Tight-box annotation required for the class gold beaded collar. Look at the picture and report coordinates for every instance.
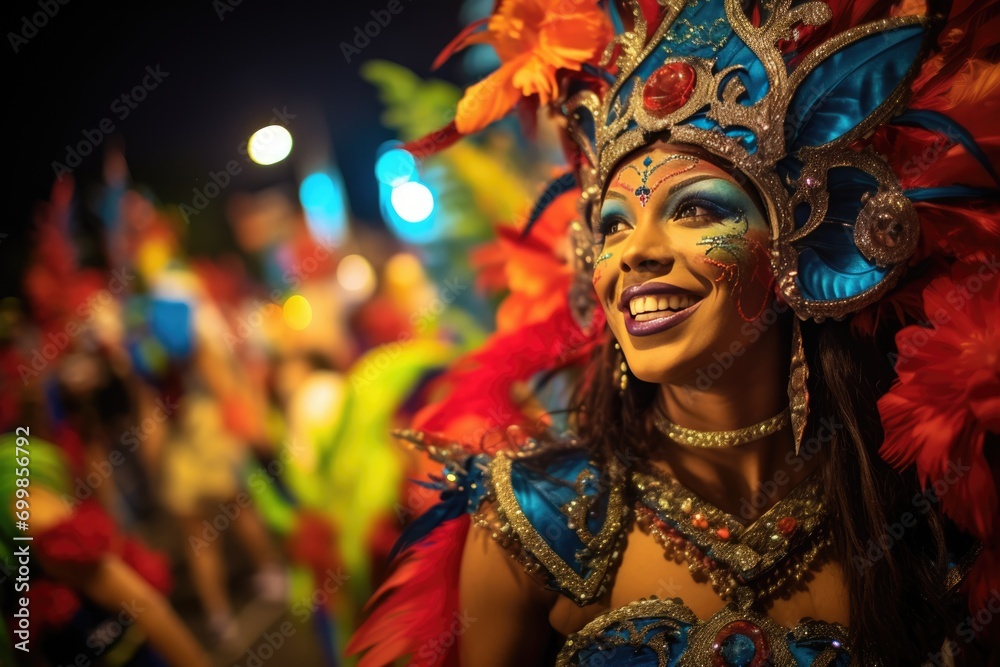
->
[632,464,828,602]
[652,404,791,448]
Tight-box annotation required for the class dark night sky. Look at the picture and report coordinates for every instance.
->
[5,0,467,292]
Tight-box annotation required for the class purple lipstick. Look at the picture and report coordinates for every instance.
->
[619,282,702,337]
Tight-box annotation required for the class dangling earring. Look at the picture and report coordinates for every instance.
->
[788,317,809,455]
[613,342,628,397]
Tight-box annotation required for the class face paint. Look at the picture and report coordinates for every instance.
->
[613,154,699,207]
[667,179,773,322]
[592,252,614,285]
[594,252,614,267]
[593,144,776,387]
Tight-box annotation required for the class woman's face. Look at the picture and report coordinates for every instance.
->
[592,145,775,385]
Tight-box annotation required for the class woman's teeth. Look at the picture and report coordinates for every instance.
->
[629,294,699,321]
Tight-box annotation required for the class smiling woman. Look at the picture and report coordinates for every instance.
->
[347,0,1000,665]
[593,146,775,385]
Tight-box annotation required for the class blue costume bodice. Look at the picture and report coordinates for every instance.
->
[396,437,852,666]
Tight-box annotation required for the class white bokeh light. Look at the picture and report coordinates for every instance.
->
[248,125,293,165]
[390,181,434,223]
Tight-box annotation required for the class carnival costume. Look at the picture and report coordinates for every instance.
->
[348,0,1000,665]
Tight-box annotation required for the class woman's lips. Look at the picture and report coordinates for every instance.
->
[624,299,702,336]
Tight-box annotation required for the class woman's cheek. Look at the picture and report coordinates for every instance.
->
[591,249,616,301]
[728,228,774,321]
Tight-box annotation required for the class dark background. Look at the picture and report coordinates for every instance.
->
[5,0,467,295]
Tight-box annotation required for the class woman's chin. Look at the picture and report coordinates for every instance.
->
[628,362,695,388]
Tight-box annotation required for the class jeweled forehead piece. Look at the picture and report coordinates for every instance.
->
[566,0,939,321]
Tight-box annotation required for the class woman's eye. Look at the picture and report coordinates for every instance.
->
[675,202,715,220]
[598,216,630,238]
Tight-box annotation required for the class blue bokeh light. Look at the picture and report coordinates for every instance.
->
[375,148,417,187]
[299,171,348,245]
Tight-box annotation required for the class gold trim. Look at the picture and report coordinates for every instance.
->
[789,316,809,456]
[652,405,791,448]
[490,452,628,604]
[556,595,851,666]
[632,466,827,583]
[556,597,698,667]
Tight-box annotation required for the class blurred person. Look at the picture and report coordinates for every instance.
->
[122,196,286,645]
[226,188,356,370]
[0,428,211,667]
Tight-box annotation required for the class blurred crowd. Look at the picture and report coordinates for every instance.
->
[0,138,518,666]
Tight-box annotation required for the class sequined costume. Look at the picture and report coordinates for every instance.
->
[351,432,859,666]
[347,0,1000,664]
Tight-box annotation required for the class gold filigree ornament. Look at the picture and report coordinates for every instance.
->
[564,0,940,322]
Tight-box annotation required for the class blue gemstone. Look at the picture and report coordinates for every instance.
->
[643,156,653,166]
[719,633,756,667]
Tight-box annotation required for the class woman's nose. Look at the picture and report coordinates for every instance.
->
[619,220,674,274]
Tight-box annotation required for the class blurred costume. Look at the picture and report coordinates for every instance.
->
[156,289,245,516]
[348,0,1000,665]
[0,433,174,666]
[161,391,244,515]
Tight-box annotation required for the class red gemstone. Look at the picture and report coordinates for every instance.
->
[711,620,770,667]
[717,526,730,540]
[777,516,797,536]
[643,62,696,116]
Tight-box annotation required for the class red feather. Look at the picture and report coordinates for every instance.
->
[849,261,941,337]
[411,188,600,450]
[878,263,1000,544]
[412,302,600,452]
[913,201,1000,264]
[431,17,490,70]
[347,515,471,667]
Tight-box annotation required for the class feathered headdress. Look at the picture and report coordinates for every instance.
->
[375,0,1000,650]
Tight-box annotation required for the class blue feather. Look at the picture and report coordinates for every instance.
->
[386,454,490,564]
[894,110,1000,187]
[905,185,1000,201]
[794,167,884,302]
[786,24,925,151]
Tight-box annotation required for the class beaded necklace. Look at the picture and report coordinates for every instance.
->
[631,464,829,603]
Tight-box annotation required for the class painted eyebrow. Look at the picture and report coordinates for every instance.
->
[653,174,724,219]
[604,173,720,208]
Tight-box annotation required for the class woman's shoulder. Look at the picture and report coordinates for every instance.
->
[387,428,630,604]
